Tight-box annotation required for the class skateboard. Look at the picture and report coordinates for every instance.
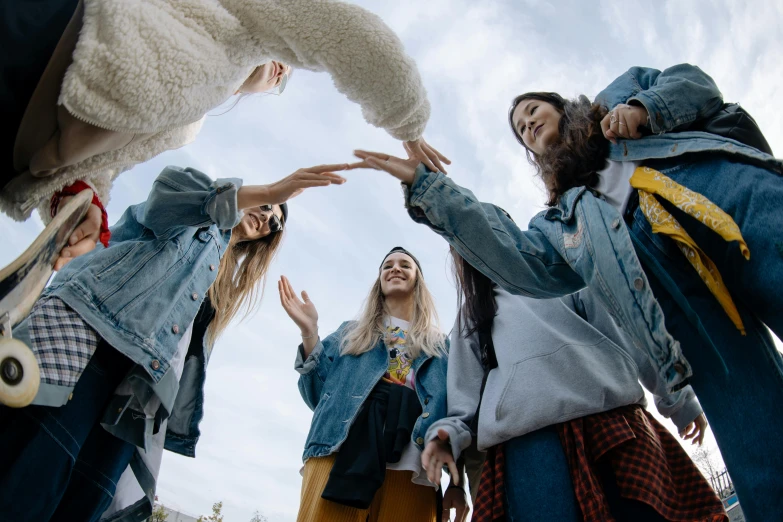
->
[0,190,94,408]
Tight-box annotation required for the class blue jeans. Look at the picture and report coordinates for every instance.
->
[627,155,783,522]
[0,342,135,522]
[503,426,581,521]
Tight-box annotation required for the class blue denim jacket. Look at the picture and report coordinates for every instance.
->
[596,64,781,171]
[41,166,243,454]
[405,171,691,392]
[402,64,781,393]
[295,321,449,462]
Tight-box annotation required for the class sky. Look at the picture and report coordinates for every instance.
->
[1,0,782,520]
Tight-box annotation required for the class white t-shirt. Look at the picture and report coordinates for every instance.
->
[594,160,639,213]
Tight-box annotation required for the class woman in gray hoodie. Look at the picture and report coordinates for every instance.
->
[423,245,724,522]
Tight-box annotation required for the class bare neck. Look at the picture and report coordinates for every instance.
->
[385,294,414,322]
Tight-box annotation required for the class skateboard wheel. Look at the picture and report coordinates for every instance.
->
[0,338,40,408]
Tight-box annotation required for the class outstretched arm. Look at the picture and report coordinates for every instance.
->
[351,150,585,298]
[255,1,430,142]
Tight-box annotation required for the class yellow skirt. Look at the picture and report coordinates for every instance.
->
[296,454,437,522]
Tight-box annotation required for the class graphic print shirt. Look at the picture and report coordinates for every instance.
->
[382,316,415,390]
[381,316,435,487]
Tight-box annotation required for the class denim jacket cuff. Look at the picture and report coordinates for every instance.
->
[294,340,323,375]
[628,91,672,134]
[669,396,703,433]
[405,164,442,223]
[202,177,244,230]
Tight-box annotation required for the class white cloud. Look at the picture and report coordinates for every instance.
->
[1,1,781,520]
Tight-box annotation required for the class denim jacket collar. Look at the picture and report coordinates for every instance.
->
[542,186,589,223]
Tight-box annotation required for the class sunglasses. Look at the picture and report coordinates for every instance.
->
[259,205,284,233]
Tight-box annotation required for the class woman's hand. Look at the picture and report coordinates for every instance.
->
[239,164,348,209]
[278,276,318,336]
[421,429,459,486]
[351,150,420,185]
[53,197,103,271]
[404,138,451,174]
[679,413,708,446]
[442,485,469,522]
[600,103,649,144]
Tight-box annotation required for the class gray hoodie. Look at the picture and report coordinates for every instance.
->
[427,286,701,461]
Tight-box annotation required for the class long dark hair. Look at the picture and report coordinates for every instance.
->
[509,92,609,206]
[450,247,497,338]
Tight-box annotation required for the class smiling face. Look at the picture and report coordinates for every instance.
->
[233,205,283,242]
[238,61,291,94]
[511,99,563,156]
[379,253,418,298]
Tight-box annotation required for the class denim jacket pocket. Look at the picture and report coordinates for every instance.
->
[93,242,142,281]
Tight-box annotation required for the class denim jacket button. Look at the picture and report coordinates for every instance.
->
[422,412,430,419]
[191,292,199,301]
[209,264,216,271]
[416,437,424,445]
[611,218,620,229]
[633,278,644,291]
[151,359,161,370]
[171,325,180,334]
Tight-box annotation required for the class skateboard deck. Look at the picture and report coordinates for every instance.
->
[0,189,93,407]
[0,189,93,331]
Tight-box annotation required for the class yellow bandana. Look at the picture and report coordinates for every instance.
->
[629,166,750,334]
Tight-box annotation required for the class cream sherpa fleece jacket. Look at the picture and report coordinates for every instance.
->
[2,0,430,221]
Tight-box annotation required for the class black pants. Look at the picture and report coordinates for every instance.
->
[1,0,79,184]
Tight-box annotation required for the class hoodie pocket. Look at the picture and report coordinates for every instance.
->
[495,339,643,428]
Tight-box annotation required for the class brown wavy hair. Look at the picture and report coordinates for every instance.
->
[509,92,609,206]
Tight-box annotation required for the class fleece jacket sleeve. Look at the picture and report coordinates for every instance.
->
[245,0,431,141]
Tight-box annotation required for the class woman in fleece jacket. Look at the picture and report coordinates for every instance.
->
[422,247,725,522]
[1,0,447,266]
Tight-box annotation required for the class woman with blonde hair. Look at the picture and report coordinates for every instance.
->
[279,247,448,521]
[0,162,347,521]
[2,0,448,268]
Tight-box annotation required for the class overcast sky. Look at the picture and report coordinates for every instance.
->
[1,0,781,520]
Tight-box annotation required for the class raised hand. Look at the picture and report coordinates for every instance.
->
[404,138,451,174]
[278,275,318,338]
[679,413,708,446]
[421,428,459,486]
[239,164,348,209]
[351,150,420,185]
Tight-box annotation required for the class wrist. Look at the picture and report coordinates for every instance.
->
[300,327,318,339]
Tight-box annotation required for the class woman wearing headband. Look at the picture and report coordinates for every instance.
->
[280,247,448,521]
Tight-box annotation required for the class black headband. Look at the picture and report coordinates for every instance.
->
[380,246,423,275]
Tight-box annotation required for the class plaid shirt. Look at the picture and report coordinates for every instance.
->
[472,444,505,522]
[473,405,727,522]
[29,296,99,388]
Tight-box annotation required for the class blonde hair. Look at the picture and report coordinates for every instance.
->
[340,265,445,359]
[206,228,284,347]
